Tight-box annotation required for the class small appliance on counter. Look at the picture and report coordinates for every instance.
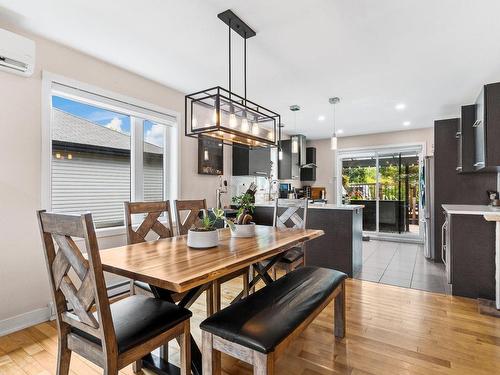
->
[279,183,292,198]
[487,190,500,207]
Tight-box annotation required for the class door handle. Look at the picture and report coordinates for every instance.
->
[441,221,447,265]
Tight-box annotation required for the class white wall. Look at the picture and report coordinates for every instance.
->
[0,22,231,334]
[306,128,434,204]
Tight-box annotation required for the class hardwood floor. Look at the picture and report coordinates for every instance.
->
[1,278,499,375]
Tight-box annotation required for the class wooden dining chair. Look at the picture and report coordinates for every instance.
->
[174,199,250,312]
[124,201,174,296]
[37,210,191,375]
[271,198,309,278]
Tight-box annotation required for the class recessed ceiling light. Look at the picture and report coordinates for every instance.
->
[318,115,325,121]
[337,129,344,134]
[395,103,406,110]
[403,121,411,126]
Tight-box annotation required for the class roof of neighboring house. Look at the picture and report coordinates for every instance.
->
[52,108,163,154]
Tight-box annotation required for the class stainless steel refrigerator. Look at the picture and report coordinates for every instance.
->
[422,156,434,259]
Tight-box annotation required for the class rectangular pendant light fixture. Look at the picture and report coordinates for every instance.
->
[184,10,281,149]
[185,86,280,147]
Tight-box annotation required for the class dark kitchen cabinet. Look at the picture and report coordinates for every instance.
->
[300,147,316,181]
[449,214,496,300]
[278,140,292,179]
[473,82,500,171]
[232,145,271,176]
[433,118,497,262]
[457,105,476,173]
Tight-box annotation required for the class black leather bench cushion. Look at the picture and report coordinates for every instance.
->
[72,295,191,354]
[200,266,347,354]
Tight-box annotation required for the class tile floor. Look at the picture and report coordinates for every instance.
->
[354,239,450,294]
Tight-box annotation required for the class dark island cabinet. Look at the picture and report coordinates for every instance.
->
[252,206,363,277]
[232,146,271,176]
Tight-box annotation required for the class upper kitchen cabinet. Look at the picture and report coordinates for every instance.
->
[473,82,500,171]
[456,104,475,173]
[232,145,271,176]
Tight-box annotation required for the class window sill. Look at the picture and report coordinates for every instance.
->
[95,219,177,239]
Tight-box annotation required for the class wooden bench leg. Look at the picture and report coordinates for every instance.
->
[334,281,346,339]
[180,320,191,375]
[202,331,221,375]
[253,351,274,375]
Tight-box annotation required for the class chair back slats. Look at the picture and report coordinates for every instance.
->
[273,199,308,230]
[174,199,207,235]
[37,210,116,351]
[124,201,174,244]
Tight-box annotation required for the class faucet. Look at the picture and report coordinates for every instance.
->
[216,176,228,210]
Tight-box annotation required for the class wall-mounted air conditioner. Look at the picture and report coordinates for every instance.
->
[0,28,35,77]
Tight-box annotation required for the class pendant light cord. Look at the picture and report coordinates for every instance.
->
[333,101,336,135]
[244,33,247,105]
[228,20,231,96]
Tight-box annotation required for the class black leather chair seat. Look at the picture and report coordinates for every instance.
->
[279,247,303,264]
[259,247,303,267]
[134,280,152,293]
[200,266,347,354]
[72,295,191,353]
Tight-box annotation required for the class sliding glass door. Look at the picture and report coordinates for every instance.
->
[339,146,422,240]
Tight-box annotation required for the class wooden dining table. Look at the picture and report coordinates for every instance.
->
[99,225,324,375]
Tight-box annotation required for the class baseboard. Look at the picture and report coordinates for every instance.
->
[0,306,51,337]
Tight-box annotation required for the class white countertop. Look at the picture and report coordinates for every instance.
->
[255,202,364,211]
[442,204,500,215]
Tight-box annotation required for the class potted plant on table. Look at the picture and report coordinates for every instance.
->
[187,208,229,249]
[230,193,256,238]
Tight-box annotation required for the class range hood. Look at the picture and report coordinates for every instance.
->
[290,134,317,168]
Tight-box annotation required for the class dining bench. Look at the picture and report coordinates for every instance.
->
[200,266,347,374]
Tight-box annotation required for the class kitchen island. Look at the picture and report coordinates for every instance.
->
[252,202,363,277]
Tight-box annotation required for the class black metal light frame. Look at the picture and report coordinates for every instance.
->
[184,9,281,149]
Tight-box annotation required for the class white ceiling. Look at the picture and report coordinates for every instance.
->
[2,0,500,139]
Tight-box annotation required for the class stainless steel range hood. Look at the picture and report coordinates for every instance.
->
[290,134,317,168]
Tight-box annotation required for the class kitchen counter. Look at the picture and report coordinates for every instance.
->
[442,204,500,215]
[254,202,364,211]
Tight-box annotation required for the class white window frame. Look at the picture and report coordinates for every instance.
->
[41,71,181,237]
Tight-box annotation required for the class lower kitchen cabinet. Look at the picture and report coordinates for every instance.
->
[448,214,496,300]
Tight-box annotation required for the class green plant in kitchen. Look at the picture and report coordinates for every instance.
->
[191,208,234,231]
[232,193,255,225]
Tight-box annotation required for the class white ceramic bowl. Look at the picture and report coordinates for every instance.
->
[230,223,256,238]
[187,229,219,249]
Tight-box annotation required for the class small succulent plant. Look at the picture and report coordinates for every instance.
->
[232,193,255,225]
[192,208,234,231]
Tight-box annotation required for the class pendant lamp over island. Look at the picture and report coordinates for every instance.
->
[185,10,281,149]
[329,97,340,150]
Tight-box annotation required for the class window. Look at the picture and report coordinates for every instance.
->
[45,77,178,229]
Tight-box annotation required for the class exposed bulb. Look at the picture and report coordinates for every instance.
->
[241,118,250,132]
[330,134,338,150]
[251,122,259,135]
[229,113,238,128]
[212,108,219,125]
[278,148,283,160]
[267,129,274,140]
[204,149,209,161]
